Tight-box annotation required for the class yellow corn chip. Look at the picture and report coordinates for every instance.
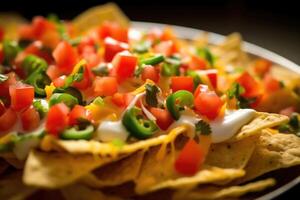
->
[173,178,275,200]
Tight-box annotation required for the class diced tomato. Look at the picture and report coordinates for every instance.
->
[69,105,92,126]
[16,41,53,65]
[160,27,176,41]
[0,26,4,41]
[19,24,35,40]
[0,108,17,132]
[154,40,177,57]
[53,41,78,74]
[73,66,92,90]
[194,84,209,97]
[149,107,174,130]
[254,59,272,76]
[0,48,4,64]
[78,36,96,54]
[112,51,137,82]
[111,92,134,108]
[189,55,206,70]
[0,101,5,116]
[236,72,262,98]
[175,139,204,176]
[9,82,34,112]
[94,77,118,97]
[46,103,69,136]
[40,29,60,49]
[171,76,194,92]
[0,72,17,98]
[104,37,129,62]
[205,69,218,89]
[20,106,40,131]
[53,75,67,87]
[46,65,62,81]
[279,106,295,117]
[32,16,56,38]
[98,21,128,42]
[141,65,160,83]
[194,91,223,120]
[263,74,281,92]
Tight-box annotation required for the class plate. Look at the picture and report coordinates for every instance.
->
[132,21,300,200]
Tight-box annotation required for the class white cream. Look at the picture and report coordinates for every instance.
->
[96,120,129,142]
[169,109,256,143]
[210,109,256,143]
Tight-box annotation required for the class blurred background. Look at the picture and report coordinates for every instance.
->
[1,0,299,65]
[1,0,299,198]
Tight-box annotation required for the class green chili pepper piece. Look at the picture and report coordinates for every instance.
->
[26,72,51,97]
[122,106,158,139]
[0,143,13,153]
[49,93,78,108]
[33,100,49,119]
[186,70,202,89]
[22,55,47,76]
[166,90,194,120]
[60,125,94,140]
[140,54,165,66]
[3,40,20,64]
[53,87,83,105]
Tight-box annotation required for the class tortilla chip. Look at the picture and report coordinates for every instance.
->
[148,167,245,193]
[72,3,129,35]
[61,184,123,200]
[0,171,37,200]
[41,126,187,156]
[236,130,300,183]
[205,135,259,169]
[134,143,245,194]
[0,13,27,39]
[81,151,144,188]
[230,112,288,142]
[173,178,276,200]
[23,150,117,189]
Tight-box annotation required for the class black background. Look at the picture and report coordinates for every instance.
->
[1,0,299,199]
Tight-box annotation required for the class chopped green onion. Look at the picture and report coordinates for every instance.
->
[145,84,159,107]
[195,120,212,135]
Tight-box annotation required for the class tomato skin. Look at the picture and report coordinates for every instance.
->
[194,91,223,120]
[263,74,281,92]
[171,76,194,92]
[111,92,134,107]
[20,106,40,131]
[9,82,34,112]
[149,107,174,130]
[98,21,128,42]
[205,69,218,89]
[104,37,129,62]
[112,51,138,82]
[32,16,55,38]
[53,41,78,74]
[236,72,261,98]
[53,75,67,87]
[46,103,70,136]
[46,65,62,81]
[0,72,17,98]
[141,65,160,83]
[0,101,5,116]
[69,105,92,126]
[254,59,272,76]
[19,24,35,40]
[0,26,4,42]
[175,139,204,176]
[189,55,206,70]
[73,66,92,90]
[94,77,118,97]
[154,40,176,57]
[0,108,17,132]
[194,84,209,97]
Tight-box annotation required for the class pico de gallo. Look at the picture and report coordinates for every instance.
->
[0,16,299,174]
